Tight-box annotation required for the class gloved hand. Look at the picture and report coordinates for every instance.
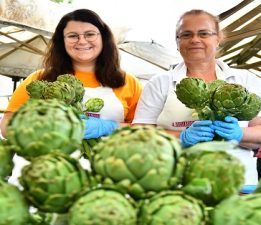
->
[180,120,214,148]
[82,116,118,139]
[210,116,243,143]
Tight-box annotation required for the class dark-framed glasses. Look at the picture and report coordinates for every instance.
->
[177,31,217,39]
[64,31,100,43]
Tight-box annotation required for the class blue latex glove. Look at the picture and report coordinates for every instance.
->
[210,116,243,143]
[180,120,214,148]
[82,116,118,139]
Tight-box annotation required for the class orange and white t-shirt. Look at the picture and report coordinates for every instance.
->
[6,70,142,123]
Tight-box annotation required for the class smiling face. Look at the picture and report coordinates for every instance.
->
[176,14,221,64]
[63,21,103,69]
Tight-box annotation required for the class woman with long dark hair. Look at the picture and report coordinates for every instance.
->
[0,9,142,138]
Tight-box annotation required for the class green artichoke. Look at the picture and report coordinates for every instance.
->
[175,141,245,206]
[6,99,84,159]
[208,79,227,94]
[19,152,92,213]
[92,126,182,199]
[84,97,104,112]
[43,81,76,105]
[0,180,30,225]
[0,140,14,181]
[138,191,208,225]
[176,77,261,121]
[211,83,261,120]
[69,188,137,225]
[57,74,85,103]
[81,97,104,159]
[26,74,85,114]
[212,193,261,225]
[176,77,209,109]
[26,80,48,99]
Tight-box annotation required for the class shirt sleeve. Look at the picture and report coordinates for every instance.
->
[5,71,41,112]
[124,74,143,123]
[132,73,171,124]
[113,73,143,123]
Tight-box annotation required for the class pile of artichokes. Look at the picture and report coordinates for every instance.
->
[26,74,85,114]
[1,75,261,224]
[2,116,261,224]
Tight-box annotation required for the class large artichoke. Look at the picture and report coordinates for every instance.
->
[69,188,137,225]
[6,99,84,159]
[138,191,208,225]
[175,77,209,109]
[19,152,93,213]
[212,193,261,225]
[0,140,14,181]
[0,180,30,225]
[92,126,182,199]
[43,81,76,105]
[211,83,261,120]
[26,80,48,99]
[175,141,245,206]
[175,77,261,121]
[57,74,84,103]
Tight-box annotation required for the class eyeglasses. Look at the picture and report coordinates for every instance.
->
[177,31,217,40]
[64,31,100,43]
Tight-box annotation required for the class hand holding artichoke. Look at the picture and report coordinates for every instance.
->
[180,120,215,147]
[82,116,118,139]
[210,116,243,142]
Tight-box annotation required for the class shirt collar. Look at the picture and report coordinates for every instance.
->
[171,59,236,82]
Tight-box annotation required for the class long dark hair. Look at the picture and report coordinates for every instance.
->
[39,9,125,87]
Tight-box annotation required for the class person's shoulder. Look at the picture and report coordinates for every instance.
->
[146,71,173,90]
[228,67,255,76]
[218,60,254,77]
[149,71,173,83]
[27,69,44,80]
[124,72,143,85]
[227,67,260,82]
[125,72,139,81]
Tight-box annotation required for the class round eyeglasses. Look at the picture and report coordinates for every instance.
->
[177,31,217,40]
[64,31,100,43]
